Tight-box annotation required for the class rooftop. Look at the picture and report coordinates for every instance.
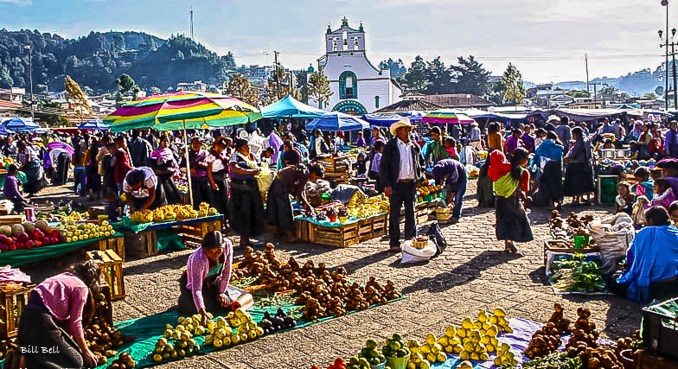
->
[374,99,442,113]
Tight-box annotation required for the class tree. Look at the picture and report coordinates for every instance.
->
[403,55,428,93]
[449,55,491,95]
[295,70,309,103]
[566,90,590,98]
[225,74,260,106]
[64,75,92,117]
[115,73,136,101]
[424,57,452,94]
[500,63,526,105]
[643,92,658,100]
[265,66,295,104]
[381,58,407,79]
[307,70,333,109]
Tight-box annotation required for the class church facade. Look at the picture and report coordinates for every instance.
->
[314,17,402,114]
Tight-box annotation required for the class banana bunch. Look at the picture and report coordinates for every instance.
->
[63,211,88,222]
[494,342,518,367]
[417,185,441,196]
[130,203,217,224]
[347,195,389,219]
[418,334,447,364]
[406,339,431,369]
[130,209,154,224]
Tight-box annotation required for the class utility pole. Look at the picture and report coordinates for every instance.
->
[663,0,670,110]
[24,44,34,121]
[660,27,678,109]
[585,54,590,95]
[189,7,194,40]
[273,51,281,100]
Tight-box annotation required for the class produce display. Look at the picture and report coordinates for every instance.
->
[36,201,89,222]
[0,220,63,251]
[417,184,442,201]
[84,292,135,365]
[257,308,297,334]
[549,253,607,293]
[232,244,401,321]
[130,202,217,224]
[108,352,136,369]
[381,334,410,363]
[358,338,386,367]
[549,211,595,241]
[57,220,115,243]
[523,352,582,369]
[345,195,389,219]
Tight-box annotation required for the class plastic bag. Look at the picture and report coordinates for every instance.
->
[588,213,636,275]
[426,221,448,257]
[401,240,437,264]
[256,162,275,193]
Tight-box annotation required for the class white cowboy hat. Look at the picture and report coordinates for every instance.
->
[389,118,415,136]
[547,115,560,123]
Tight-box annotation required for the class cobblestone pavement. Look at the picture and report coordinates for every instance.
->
[27,181,643,369]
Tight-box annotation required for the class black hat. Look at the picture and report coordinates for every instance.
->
[202,231,225,249]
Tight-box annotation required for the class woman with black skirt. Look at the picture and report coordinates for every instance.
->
[564,127,594,205]
[489,148,534,253]
[228,139,265,247]
[206,136,232,221]
[12,261,101,368]
[533,131,564,210]
[150,134,180,205]
[85,138,102,200]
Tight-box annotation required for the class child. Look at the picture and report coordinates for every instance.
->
[628,141,639,160]
[260,147,275,166]
[355,150,367,177]
[650,178,676,211]
[368,141,384,192]
[2,164,29,213]
[669,201,678,224]
[103,188,122,222]
[633,167,654,200]
[443,137,458,160]
[615,182,635,215]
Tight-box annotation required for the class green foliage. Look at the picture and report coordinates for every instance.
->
[450,55,491,96]
[500,63,526,105]
[403,56,428,93]
[381,58,407,79]
[225,74,259,106]
[0,29,235,94]
[566,90,590,98]
[424,57,453,94]
[307,70,333,109]
[400,55,490,95]
[643,92,658,100]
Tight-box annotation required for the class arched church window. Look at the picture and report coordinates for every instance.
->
[339,71,358,99]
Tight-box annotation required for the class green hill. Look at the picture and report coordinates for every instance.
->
[0,29,236,94]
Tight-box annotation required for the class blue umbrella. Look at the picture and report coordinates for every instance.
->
[306,112,369,132]
[78,120,110,131]
[361,114,402,128]
[1,117,40,132]
[398,111,426,123]
[261,96,326,118]
[0,126,13,135]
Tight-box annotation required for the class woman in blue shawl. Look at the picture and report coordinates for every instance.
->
[614,206,678,303]
[531,131,564,210]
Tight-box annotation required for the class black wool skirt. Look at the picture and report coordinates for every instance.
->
[538,160,564,203]
[229,180,265,238]
[266,179,294,232]
[495,194,534,243]
[563,162,595,196]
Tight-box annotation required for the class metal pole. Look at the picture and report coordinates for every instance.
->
[183,120,194,207]
[274,51,280,101]
[25,45,34,121]
[673,42,678,108]
[667,2,670,110]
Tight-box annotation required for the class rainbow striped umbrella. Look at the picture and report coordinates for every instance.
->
[105,91,262,133]
[421,109,476,125]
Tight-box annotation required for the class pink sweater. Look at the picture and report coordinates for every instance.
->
[185,242,233,312]
[35,273,88,340]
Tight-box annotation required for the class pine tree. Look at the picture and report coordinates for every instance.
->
[500,63,526,105]
[307,70,333,109]
[450,55,491,95]
[403,55,428,93]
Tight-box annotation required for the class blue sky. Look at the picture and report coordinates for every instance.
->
[0,0,675,83]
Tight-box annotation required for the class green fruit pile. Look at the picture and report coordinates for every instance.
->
[382,333,410,359]
[358,339,386,367]
[345,356,371,369]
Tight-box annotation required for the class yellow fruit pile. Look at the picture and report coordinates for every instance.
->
[406,339,431,369]
[440,308,513,362]
[494,342,518,367]
[151,314,208,362]
[347,195,389,219]
[58,220,115,243]
[204,309,263,349]
[130,203,218,224]
[63,211,89,222]
[418,185,441,196]
[418,334,447,363]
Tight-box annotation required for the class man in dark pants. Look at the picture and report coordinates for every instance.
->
[379,119,425,251]
[432,158,468,224]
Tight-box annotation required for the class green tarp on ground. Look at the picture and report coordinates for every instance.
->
[0,233,123,267]
[93,297,404,369]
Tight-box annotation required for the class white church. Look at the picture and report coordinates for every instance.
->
[312,17,402,114]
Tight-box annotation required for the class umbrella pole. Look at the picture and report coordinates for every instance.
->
[183,120,194,208]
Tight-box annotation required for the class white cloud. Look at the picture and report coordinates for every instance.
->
[0,0,31,5]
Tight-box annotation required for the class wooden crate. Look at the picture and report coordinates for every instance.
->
[95,277,113,327]
[543,240,600,266]
[179,192,191,205]
[637,349,678,369]
[122,229,158,259]
[295,219,311,241]
[86,249,125,301]
[0,215,24,227]
[357,218,374,242]
[311,223,359,247]
[371,214,387,238]
[0,284,34,339]
[98,236,125,260]
[180,218,223,239]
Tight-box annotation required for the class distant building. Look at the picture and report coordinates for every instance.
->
[410,93,494,110]
[0,88,25,104]
[315,17,402,114]
[242,65,275,88]
[176,80,207,92]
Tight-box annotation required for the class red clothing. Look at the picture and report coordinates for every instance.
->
[650,137,664,156]
[519,169,530,193]
[35,272,89,340]
[114,148,133,184]
[488,150,511,182]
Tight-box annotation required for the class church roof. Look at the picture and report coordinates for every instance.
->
[374,99,442,113]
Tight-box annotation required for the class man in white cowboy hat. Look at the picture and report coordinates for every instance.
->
[379,119,425,251]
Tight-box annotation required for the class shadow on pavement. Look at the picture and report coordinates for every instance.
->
[124,251,190,276]
[333,249,395,274]
[400,250,522,294]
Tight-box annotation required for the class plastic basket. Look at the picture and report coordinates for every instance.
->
[573,235,590,249]
[642,298,678,360]
[435,208,453,222]
[386,353,410,369]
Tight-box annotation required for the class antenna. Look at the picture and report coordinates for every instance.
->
[585,53,589,95]
[189,7,194,39]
